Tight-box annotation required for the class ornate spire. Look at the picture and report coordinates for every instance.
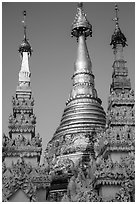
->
[71,2,92,38]
[45,3,106,168]
[19,11,32,56]
[18,11,32,88]
[110,4,127,49]
[71,2,92,76]
[3,10,42,174]
[109,4,131,92]
[52,2,106,135]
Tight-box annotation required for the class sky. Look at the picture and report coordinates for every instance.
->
[2,2,135,160]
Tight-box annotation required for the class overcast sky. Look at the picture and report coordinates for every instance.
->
[2,2,135,159]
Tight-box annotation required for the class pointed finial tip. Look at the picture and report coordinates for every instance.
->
[22,10,27,40]
[110,3,127,48]
[23,10,26,16]
[112,3,119,24]
[71,2,92,39]
[19,10,32,56]
[115,4,119,16]
[78,2,83,8]
[115,4,118,10]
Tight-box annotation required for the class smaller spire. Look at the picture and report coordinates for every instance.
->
[110,4,127,49]
[19,10,32,56]
[71,2,92,39]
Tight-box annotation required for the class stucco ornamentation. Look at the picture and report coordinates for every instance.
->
[2,159,51,202]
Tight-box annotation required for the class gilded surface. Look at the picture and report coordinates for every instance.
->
[45,3,106,170]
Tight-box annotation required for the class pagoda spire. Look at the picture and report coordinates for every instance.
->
[51,2,106,136]
[45,3,106,170]
[18,10,32,88]
[110,4,127,61]
[68,2,97,103]
[71,2,92,74]
[94,5,135,201]
[2,10,42,171]
[110,4,131,92]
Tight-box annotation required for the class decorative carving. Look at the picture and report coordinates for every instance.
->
[2,133,9,147]
[9,114,14,124]
[31,133,42,147]
[58,153,135,202]
[62,159,100,202]
[30,114,36,124]
[12,96,16,105]
[45,132,96,167]
[12,96,35,111]
[107,105,135,125]
[20,110,25,123]
[95,125,135,157]
[50,157,74,176]
[95,153,135,186]
[2,159,51,202]
[30,97,34,106]
[108,89,134,108]
[2,132,42,156]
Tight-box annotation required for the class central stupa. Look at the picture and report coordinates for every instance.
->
[45,3,106,169]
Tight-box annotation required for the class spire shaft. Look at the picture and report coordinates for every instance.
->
[18,11,32,88]
[72,3,92,74]
[75,35,92,73]
[113,4,119,27]
[22,10,27,40]
[19,52,31,86]
[69,3,94,101]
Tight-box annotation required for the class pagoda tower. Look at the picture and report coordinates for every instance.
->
[2,11,42,167]
[45,3,106,201]
[94,4,135,201]
[2,11,50,202]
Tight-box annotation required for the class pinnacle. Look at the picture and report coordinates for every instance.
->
[110,4,127,49]
[71,2,92,38]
